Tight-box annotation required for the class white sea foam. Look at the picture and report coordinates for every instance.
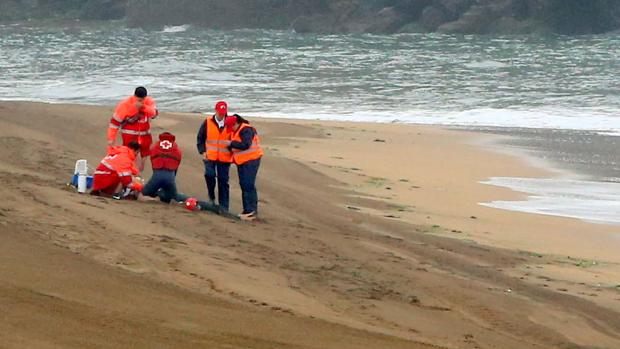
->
[260,108,620,134]
[464,60,509,69]
[596,131,620,137]
[480,177,620,225]
[161,25,190,33]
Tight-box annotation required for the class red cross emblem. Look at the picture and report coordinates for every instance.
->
[160,140,173,150]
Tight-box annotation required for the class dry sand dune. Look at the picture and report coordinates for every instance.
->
[1,101,619,349]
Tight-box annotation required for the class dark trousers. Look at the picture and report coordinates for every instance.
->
[237,158,261,214]
[142,169,177,203]
[204,160,231,210]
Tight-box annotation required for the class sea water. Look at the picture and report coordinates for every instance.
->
[481,177,620,225]
[1,24,618,131]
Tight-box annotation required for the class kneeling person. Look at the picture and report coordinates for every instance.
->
[92,141,143,197]
[142,132,182,203]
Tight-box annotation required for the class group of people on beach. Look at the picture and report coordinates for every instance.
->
[90,86,263,221]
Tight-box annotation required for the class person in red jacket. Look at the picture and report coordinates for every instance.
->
[141,132,182,203]
[108,86,158,172]
[91,141,143,197]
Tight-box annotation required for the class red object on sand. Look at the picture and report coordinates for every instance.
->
[185,198,198,211]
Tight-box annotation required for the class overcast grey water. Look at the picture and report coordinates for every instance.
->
[1,22,619,224]
[1,23,619,131]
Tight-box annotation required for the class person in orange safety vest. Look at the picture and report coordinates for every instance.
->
[224,114,263,221]
[91,141,143,199]
[107,86,158,172]
[196,101,233,211]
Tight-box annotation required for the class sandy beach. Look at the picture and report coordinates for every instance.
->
[1,101,620,348]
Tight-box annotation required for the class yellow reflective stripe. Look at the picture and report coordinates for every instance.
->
[101,160,115,171]
[207,146,231,153]
[232,142,259,152]
[121,129,150,135]
[234,147,260,156]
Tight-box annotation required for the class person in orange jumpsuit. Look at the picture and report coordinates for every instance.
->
[107,86,158,171]
[91,141,143,198]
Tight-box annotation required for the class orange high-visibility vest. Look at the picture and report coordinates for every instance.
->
[99,146,139,177]
[107,96,158,142]
[231,123,263,165]
[205,116,233,163]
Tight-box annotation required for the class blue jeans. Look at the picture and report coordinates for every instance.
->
[237,158,261,214]
[204,160,231,210]
[142,170,177,203]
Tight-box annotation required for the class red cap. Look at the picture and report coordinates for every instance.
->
[215,101,228,116]
[224,116,237,132]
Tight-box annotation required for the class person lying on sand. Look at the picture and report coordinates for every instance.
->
[91,141,144,199]
[138,132,235,218]
[107,86,158,172]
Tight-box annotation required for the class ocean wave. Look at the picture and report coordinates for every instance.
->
[260,108,620,133]
[1,25,619,133]
[480,177,620,225]
[464,60,509,69]
[161,24,190,33]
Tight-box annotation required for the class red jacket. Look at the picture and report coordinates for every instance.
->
[151,133,182,171]
[108,95,158,141]
[94,145,140,188]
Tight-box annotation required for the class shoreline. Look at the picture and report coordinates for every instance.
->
[3,98,620,136]
[3,100,619,251]
[260,117,620,256]
[2,101,620,348]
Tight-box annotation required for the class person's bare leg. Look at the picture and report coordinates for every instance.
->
[113,182,123,194]
[137,193,158,202]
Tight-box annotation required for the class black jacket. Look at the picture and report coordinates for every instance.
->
[196,116,224,154]
[230,125,255,151]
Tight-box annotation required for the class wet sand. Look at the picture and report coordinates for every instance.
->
[1,101,620,348]
[468,126,620,182]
